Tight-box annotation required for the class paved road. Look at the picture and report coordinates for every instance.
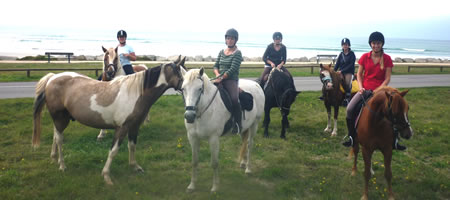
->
[1,74,449,99]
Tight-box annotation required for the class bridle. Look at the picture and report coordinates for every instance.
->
[182,75,219,119]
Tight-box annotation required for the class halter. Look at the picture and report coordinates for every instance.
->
[182,75,219,119]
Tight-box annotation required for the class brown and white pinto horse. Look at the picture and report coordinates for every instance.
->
[101,46,148,82]
[32,56,186,185]
[351,86,413,200]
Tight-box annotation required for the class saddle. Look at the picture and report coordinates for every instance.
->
[338,73,359,94]
[355,90,374,128]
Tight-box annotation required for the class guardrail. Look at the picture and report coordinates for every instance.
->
[0,68,102,77]
[407,65,449,72]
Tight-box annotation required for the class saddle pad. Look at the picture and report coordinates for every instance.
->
[218,87,254,112]
[340,80,359,94]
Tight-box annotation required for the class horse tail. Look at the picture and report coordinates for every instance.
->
[32,73,55,148]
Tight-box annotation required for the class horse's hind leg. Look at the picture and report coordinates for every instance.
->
[128,128,143,172]
[52,116,70,171]
[209,136,220,192]
[239,130,249,169]
[382,149,395,200]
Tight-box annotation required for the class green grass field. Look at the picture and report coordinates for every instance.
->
[1,62,449,82]
[0,87,448,199]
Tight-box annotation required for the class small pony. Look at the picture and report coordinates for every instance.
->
[101,46,148,82]
[181,68,265,192]
[350,86,413,200]
[32,57,186,185]
[263,68,300,139]
[319,63,357,136]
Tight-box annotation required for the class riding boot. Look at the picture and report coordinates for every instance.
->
[342,118,356,147]
[232,104,242,134]
[342,92,351,107]
[393,131,407,151]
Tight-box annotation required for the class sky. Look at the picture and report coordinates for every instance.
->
[2,0,450,40]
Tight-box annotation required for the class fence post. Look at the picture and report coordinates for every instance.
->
[408,66,411,72]
[27,70,30,77]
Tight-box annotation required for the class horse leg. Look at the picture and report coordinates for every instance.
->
[361,147,374,200]
[280,113,288,139]
[324,105,332,133]
[102,128,127,185]
[186,134,199,193]
[263,107,271,138]
[351,144,359,176]
[239,130,249,169]
[382,149,395,200]
[97,129,107,141]
[51,114,70,171]
[331,105,339,136]
[128,128,143,172]
[244,123,258,174]
[209,136,220,192]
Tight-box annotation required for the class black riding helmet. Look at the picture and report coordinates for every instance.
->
[273,32,283,40]
[117,30,127,38]
[368,31,384,45]
[225,28,239,41]
[341,38,351,46]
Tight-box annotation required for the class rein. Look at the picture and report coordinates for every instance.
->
[269,69,293,111]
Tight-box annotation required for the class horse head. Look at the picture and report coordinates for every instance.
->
[182,67,207,123]
[384,89,413,140]
[164,55,186,91]
[319,63,336,90]
[102,46,120,81]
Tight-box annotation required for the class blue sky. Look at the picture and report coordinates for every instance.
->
[2,0,450,40]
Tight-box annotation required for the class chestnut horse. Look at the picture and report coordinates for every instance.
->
[32,57,186,185]
[319,63,357,136]
[351,86,413,200]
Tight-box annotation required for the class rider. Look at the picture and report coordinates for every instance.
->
[342,31,406,151]
[213,28,243,134]
[259,32,293,89]
[334,38,356,106]
[117,30,136,75]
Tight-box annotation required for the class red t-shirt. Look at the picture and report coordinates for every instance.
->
[358,51,394,90]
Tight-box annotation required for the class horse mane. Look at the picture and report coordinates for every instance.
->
[270,69,295,90]
[370,86,408,117]
[184,68,211,90]
[144,65,162,89]
[109,71,145,96]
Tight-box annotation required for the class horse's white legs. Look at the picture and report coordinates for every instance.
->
[102,140,120,185]
[97,129,107,141]
[53,126,66,171]
[324,111,332,132]
[245,123,257,174]
[331,117,338,136]
[128,141,143,172]
[209,136,220,193]
[187,135,199,193]
[50,131,58,163]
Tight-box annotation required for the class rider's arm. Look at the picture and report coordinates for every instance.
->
[128,52,137,61]
[357,64,365,93]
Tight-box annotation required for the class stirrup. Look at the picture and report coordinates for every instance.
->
[232,122,241,134]
[394,139,407,151]
[342,135,353,147]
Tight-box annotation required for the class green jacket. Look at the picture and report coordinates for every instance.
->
[213,49,242,80]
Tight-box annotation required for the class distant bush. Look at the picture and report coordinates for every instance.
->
[17,55,52,61]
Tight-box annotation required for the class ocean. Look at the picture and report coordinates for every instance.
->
[1,27,449,60]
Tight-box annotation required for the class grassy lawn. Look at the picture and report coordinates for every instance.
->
[0,62,449,82]
[0,87,448,199]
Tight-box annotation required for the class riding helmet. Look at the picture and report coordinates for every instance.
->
[368,31,384,45]
[117,30,127,38]
[225,28,239,41]
[273,32,283,40]
[341,38,351,46]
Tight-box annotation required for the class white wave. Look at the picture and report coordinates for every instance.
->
[402,48,426,52]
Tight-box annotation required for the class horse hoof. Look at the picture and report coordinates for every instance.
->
[324,128,331,132]
[240,163,246,169]
[331,132,337,137]
[245,168,252,174]
[134,165,144,173]
[104,175,114,185]
[351,170,357,176]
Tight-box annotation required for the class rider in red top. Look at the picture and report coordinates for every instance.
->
[342,31,406,151]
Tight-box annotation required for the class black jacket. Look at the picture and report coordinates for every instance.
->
[334,49,356,74]
[263,43,287,66]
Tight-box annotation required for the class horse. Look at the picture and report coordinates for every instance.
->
[97,46,150,140]
[350,86,413,200]
[32,56,186,185]
[101,46,148,82]
[181,68,264,192]
[319,63,357,136]
[263,68,300,139]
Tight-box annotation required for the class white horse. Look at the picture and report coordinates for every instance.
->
[181,68,265,192]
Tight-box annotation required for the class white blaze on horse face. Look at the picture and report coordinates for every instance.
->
[404,112,413,134]
[89,83,141,126]
[155,65,168,87]
[47,72,88,86]
[183,79,203,109]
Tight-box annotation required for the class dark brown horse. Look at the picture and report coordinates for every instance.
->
[32,56,186,185]
[319,63,354,136]
[351,86,413,200]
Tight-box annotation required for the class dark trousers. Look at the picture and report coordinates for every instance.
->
[222,79,238,106]
[123,64,135,75]
[259,66,293,86]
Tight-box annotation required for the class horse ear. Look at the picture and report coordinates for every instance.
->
[178,56,187,70]
[199,67,204,77]
[385,91,391,99]
[114,46,118,54]
[102,46,107,53]
[400,90,409,97]
[174,55,181,64]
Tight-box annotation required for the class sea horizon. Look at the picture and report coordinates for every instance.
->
[1,27,450,60]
